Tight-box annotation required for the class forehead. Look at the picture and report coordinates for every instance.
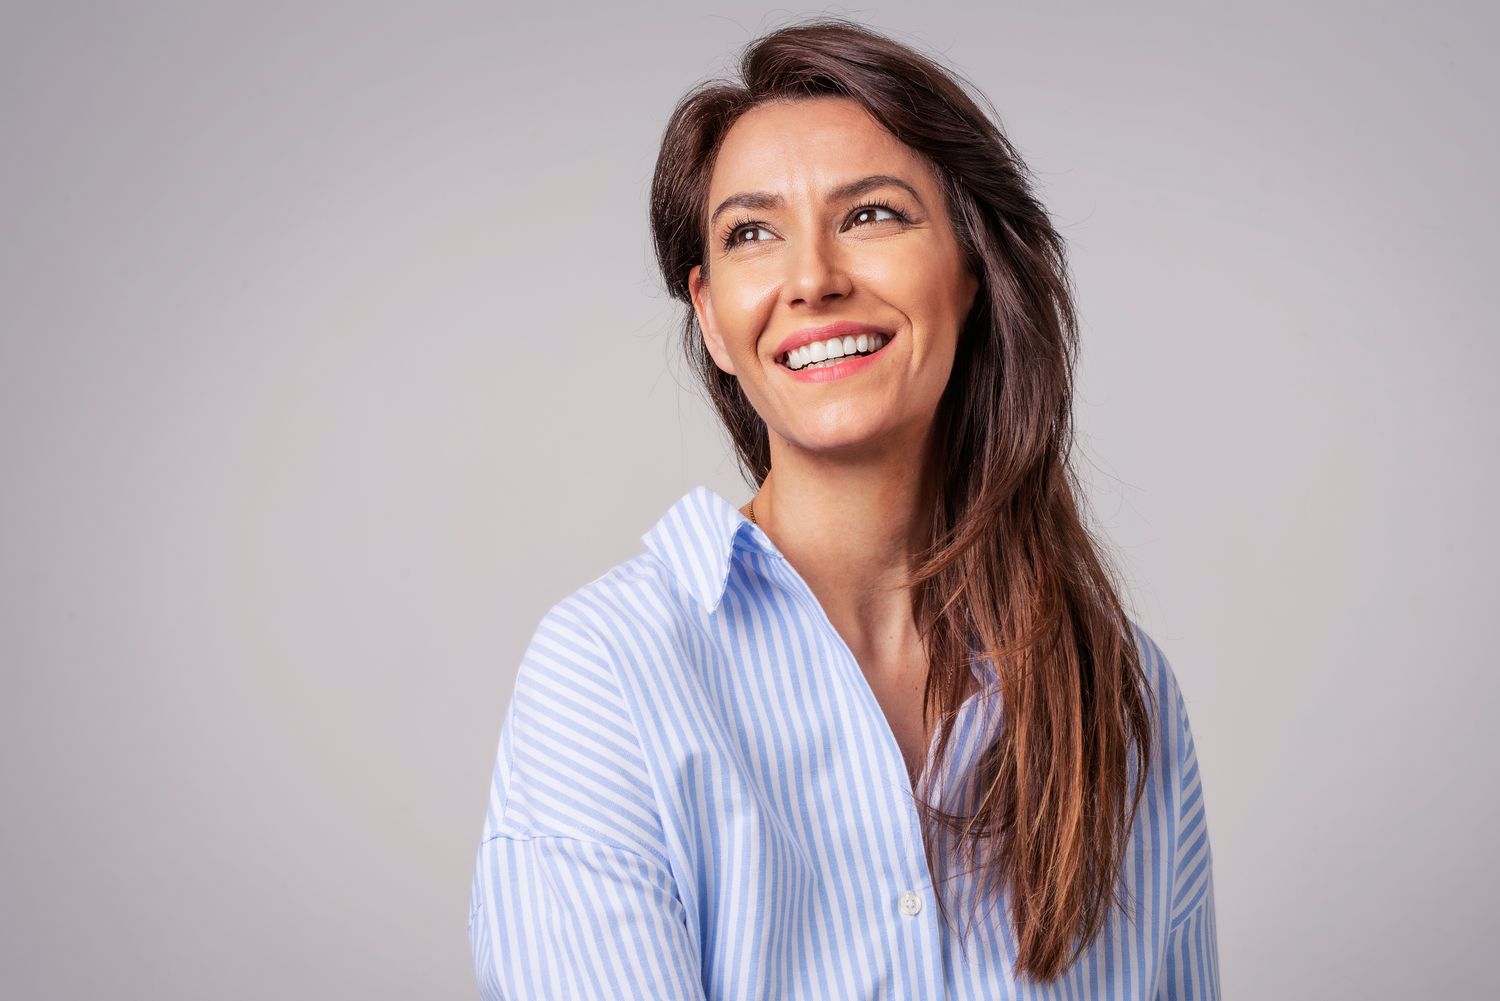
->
[708,97,929,199]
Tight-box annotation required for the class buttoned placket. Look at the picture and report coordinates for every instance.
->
[745,538,953,998]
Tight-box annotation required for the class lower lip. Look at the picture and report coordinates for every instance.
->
[779,337,894,382]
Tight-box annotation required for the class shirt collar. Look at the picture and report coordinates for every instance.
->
[640,485,1000,687]
[641,485,765,616]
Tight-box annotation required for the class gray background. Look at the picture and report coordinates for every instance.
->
[2,3,1494,998]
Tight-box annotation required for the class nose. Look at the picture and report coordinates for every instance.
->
[783,232,852,307]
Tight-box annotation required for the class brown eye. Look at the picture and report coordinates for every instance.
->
[721,201,910,252]
[849,205,896,227]
[845,202,909,230]
[725,222,771,249]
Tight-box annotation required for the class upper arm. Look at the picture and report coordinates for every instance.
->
[1138,628,1219,999]
[469,598,705,1000]
[1167,684,1214,933]
[480,598,670,856]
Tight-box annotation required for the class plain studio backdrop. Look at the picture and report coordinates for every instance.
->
[2,2,1494,998]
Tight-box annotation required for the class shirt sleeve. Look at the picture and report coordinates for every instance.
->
[1156,682,1221,1000]
[468,599,708,1000]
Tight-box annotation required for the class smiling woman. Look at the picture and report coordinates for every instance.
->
[470,16,1219,1000]
[685,98,978,445]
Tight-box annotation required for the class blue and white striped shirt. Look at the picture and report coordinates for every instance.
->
[469,485,1219,999]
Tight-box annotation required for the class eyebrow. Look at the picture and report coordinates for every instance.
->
[707,174,924,231]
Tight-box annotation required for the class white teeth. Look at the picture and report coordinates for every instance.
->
[784,333,888,371]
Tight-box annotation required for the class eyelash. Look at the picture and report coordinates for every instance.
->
[719,198,911,251]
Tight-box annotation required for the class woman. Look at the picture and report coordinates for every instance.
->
[470,18,1218,999]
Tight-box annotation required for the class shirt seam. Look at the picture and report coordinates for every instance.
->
[479,828,673,873]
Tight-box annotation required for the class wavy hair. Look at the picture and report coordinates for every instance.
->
[648,17,1155,983]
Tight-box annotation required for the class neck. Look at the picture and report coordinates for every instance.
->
[748,428,939,665]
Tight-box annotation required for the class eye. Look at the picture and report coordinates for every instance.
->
[845,200,909,230]
[722,218,772,250]
[719,199,912,251]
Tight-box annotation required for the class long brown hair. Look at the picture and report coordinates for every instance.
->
[648,17,1155,983]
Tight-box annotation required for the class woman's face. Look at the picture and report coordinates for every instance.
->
[689,95,979,460]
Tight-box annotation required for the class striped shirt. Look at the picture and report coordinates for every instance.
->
[469,485,1219,999]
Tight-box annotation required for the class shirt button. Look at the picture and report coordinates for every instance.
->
[899,890,922,916]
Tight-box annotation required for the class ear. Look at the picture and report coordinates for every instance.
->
[689,264,737,376]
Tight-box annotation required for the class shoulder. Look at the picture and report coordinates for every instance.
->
[1124,617,1211,848]
[511,552,678,697]
[532,550,699,662]
[505,546,705,770]
[1126,616,1194,718]
[493,552,687,855]
[1124,617,1202,777]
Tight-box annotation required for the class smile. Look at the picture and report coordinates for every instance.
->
[778,331,892,372]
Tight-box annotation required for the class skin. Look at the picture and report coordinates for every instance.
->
[687,95,981,784]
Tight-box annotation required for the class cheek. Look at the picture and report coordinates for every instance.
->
[720,277,779,333]
[867,250,961,313]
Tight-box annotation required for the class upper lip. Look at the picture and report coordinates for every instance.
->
[774,321,896,363]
